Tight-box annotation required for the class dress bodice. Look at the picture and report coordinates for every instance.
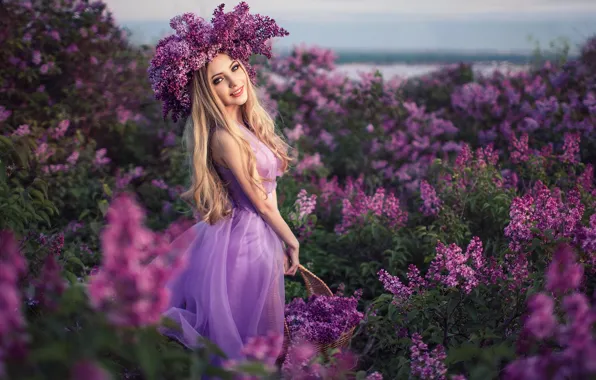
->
[215,124,283,212]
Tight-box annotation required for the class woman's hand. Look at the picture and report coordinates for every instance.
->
[284,243,300,276]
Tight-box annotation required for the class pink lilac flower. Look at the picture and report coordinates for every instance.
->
[525,293,556,339]
[67,151,80,165]
[51,119,70,139]
[380,237,504,303]
[70,359,112,380]
[504,194,536,252]
[281,341,357,379]
[545,244,583,295]
[409,333,447,380]
[454,144,472,168]
[115,166,145,189]
[32,50,42,65]
[509,133,530,164]
[318,130,335,149]
[559,132,581,164]
[35,142,55,163]
[419,180,442,217]
[0,231,28,370]
[11,124,30,136]
[506,242,596,379]
[426,239,479,294]
[93,148,110,166]
[66,44,79,53]
[87,194,190,327]
[292,189,317,221]
[335,187,407,234]
[296,153,323,173]
[151,179,169,190]
[285,124,305,142]
[577,164,594,191]
[0,106,11,122]
[378,269,412,303]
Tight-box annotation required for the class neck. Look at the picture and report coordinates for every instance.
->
[225,104,244,126]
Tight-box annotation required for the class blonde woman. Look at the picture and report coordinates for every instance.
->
[148,2,299,364]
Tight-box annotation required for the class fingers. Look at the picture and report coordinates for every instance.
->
[289,263,299,276]
[284,263,299,276]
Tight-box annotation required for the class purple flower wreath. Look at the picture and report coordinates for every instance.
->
[147,2,289,122]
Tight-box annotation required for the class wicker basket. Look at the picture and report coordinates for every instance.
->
[278,264,356,363]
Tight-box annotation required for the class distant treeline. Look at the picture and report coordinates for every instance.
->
[322,50,579,65]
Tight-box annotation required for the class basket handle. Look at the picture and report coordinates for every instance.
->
[297,264,334,297]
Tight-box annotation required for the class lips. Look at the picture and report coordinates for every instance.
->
[231,86,244,97]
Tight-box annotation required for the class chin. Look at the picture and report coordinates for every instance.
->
[234,93,248,106]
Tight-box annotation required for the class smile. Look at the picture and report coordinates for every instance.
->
[231,86,244,97]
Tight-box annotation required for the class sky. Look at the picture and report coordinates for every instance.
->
[104,0,596,52]
[103,0,596,21]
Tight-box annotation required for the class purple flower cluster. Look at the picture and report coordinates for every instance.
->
[281,340,360,379]
[419,180,442,217]
[293,189,317,221]
[70,359,111,380]
[410,333,448,380]
[285,292,364,345]
[559,131,581,164]
[147,2,289,122]
[87,194,190,327]
[335,187,408,234]
[0,231,28,372]
[379,237,505,304]
[296,152,324,174]
[223,331,282,376]
[505,244,596,379]
[504,181,585,253]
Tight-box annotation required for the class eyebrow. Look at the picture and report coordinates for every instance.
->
[211,61,237,79]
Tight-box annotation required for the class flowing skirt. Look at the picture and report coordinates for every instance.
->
[160,207,285,363]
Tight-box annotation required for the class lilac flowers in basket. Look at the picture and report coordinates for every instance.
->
[285,290,364,346]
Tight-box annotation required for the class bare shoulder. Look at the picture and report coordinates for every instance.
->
[211,128,240,168]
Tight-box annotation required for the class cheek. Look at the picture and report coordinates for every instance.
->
[215,86,228,100]
[235,70,247,84]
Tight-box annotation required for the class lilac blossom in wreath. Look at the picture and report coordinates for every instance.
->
[147,2,289,122]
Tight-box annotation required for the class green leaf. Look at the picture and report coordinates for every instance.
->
[98,199,109,216]
[67,256,85,271]
[0,160,6,184]
[445,343,479,365]
[78,209,90,220]
[28,342,68,362]
[197,337,228,359]
[64,271,79,285]
[136,330,159,380]
[29,189,45,202]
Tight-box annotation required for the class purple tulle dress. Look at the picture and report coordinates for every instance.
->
[160,124,285,363]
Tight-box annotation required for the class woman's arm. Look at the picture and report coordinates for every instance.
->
[212,129,299,253]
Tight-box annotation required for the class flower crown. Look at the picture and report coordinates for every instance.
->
[147,2,289,122]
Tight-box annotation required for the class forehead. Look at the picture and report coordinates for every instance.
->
[207,53,233,75]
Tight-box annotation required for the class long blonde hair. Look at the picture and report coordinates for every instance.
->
[180,60,293,225]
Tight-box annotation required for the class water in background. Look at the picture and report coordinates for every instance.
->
[333,61,528,79]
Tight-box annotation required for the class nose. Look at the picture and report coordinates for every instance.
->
[229,76,239,88]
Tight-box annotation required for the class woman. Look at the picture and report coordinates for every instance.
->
[147,2,299,364]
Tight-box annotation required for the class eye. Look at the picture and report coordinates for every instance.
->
[213,77,222,85]
[232,64,240,71]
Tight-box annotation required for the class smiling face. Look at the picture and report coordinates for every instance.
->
[206,53,249,114]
